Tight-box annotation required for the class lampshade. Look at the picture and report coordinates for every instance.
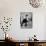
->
[29,0,43,8]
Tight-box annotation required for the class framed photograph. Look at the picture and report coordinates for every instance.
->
[20,12,33,29]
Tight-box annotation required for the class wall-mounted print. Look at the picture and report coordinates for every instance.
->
[20,12,32,29]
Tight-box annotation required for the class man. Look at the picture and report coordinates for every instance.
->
[21,14,28,27]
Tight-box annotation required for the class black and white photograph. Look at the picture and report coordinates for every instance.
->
[20,12,32,28]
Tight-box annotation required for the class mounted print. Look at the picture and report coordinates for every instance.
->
[20,12,32,29]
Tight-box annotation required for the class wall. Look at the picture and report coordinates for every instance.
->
[0,0,46,40]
